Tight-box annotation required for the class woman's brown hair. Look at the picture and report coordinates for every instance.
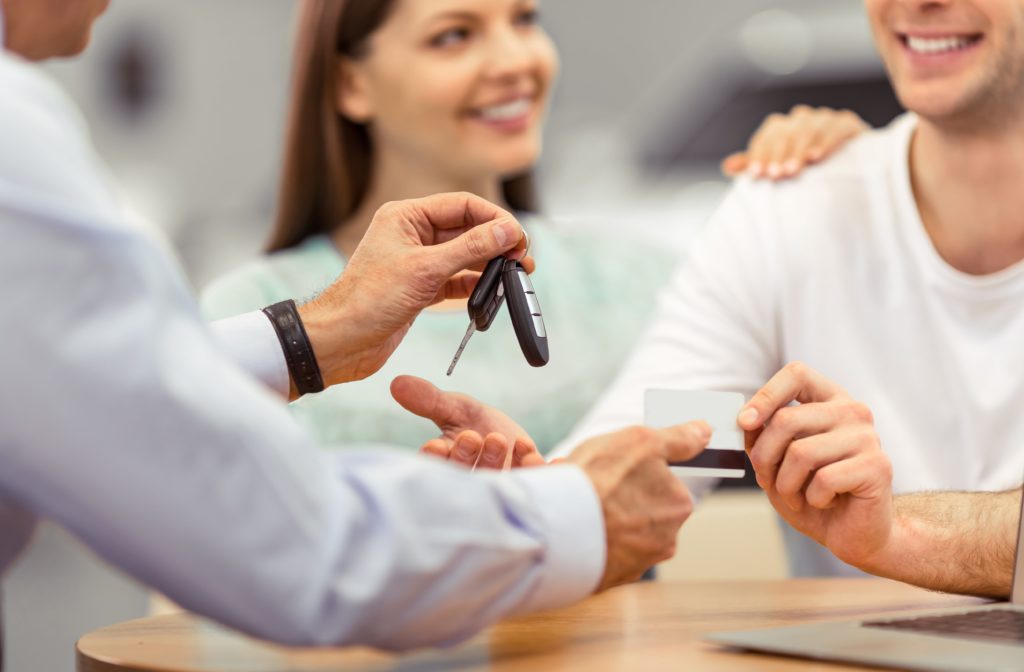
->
[267,0,537,253]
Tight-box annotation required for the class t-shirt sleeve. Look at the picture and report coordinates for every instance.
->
[552,180,784,463]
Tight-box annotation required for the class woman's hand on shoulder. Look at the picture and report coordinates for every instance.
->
[722,105,868,181]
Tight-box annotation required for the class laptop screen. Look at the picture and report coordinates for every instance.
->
[1012,485,1024,605]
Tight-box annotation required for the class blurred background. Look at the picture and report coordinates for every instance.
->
[39,0,904,287]
[6,1,904,670]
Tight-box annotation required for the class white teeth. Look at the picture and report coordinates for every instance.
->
[478,98,531,121]
[906,35,975,55]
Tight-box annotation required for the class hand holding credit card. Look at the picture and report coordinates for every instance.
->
[645,389,747,478]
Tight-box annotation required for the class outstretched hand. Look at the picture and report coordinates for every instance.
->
[391,376,545,470]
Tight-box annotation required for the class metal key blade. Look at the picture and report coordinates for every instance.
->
[447,321,477,376]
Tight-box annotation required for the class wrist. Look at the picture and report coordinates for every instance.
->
[849,515,911,580]
[262,300,325,397]
[296,298,358,388]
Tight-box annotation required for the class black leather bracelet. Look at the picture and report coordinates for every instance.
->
[262,300,325,396]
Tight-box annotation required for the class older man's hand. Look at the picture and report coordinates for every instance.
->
[297,193,530,388]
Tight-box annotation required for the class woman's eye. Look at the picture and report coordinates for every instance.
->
[514,8,539,27]
[430,27,471,48]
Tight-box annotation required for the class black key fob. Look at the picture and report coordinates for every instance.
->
[467,256,506,332]
[502,259,549,367]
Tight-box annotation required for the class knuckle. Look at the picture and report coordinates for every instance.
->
[377,200,403,218]
[790,104,812,116]
[839,109,862,124]
[462,228,488,259]
[787,441,811,469]
[848,401,875,425]
[771,407,797,433]
[625,425,658,446]
[814,468,839,493]
[785,360,810,380]
[671,480,693,509]
[879,454,894,480]
[751,388,776,411]
[854,427,881,453]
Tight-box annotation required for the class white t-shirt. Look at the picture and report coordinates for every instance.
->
[556,113,1024,576]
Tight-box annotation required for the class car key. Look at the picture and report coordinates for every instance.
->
[501,258,548,367]
[446,256,507,376]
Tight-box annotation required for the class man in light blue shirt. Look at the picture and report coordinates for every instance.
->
[0,0,711,657]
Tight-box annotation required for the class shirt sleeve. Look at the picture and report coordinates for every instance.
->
[550,182,785,495]
[0,57,605,650]
[209,311,290,398]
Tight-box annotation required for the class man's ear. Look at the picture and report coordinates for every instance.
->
[335,58,375,123]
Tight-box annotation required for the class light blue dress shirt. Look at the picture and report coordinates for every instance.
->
[0,38,605,649]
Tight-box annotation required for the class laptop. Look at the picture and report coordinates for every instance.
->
[707,486,1024,672]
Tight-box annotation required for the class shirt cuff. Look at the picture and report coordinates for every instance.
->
[509,464,606,613]
[209,311,290,398]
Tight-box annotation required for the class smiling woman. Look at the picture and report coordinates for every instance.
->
[200,0,863,457]
[267,0,551,257]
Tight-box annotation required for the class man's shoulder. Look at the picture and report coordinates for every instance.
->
[0,51,115,219]
[725,115,914,240]
[0,52,90,154]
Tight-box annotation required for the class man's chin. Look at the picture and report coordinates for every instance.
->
[897,85,979,126]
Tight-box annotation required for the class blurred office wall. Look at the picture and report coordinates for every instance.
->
[40,0,900,286]
[10,2,901,670]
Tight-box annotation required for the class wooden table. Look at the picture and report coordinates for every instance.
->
[77,579,985,672]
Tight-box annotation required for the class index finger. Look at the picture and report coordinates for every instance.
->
[412,192,515,231]
[738,362,845,431]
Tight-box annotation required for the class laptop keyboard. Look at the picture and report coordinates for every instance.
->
[864,608,1024,645]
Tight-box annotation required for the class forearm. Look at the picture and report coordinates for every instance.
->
[861,489,1020,598]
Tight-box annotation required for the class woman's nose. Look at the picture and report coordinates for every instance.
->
[481,27,537,80]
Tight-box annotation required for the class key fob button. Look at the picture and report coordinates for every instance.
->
[525,292,541,314]
[516,269,534,293]
[531,315,547,338]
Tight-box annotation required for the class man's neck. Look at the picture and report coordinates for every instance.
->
[910,117,1024,275]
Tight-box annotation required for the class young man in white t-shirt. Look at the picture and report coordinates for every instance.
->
[544,0,1024,576]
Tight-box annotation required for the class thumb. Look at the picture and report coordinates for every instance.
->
[660,421,713,464]
[390,376,458,427]
[429,217,525,277]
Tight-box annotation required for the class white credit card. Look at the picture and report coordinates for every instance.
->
[644,389,747,479]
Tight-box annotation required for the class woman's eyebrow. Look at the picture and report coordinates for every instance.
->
[421,10,478,26]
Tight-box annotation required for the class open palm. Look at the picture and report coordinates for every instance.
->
[391,376,545,469]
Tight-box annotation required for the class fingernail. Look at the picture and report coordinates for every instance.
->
[694,423,712,441]
[738,407,759,426]
[767,163,783,179]
[455,442,474,461]
[749,161,763,176]
[482,443,502,464]
[493,221,519,248]
[783,159,800,175]
[808,147,824,162]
